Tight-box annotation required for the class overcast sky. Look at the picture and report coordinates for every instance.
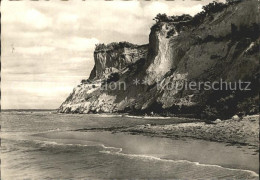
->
[1,0,223,109]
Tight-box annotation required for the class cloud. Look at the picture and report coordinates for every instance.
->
[68,57,91,62]
[67,37,99,51]
[170,4,203,16]
[9,31,53,39]
[46,36,99,52]
[57,12,78,24]
[25,9,53,29]
[144,2,170,18]
[56,12,79,30]
[1,81,75,109]
[2,2,52,30]
[15,46,55,55]
[73,1,147,36]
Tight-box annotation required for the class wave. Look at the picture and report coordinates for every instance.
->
[125,115,172,119]
[30,132,259,177]
[92,113,172,119]
[92,114,123,118]
[99,146,259,177]
[9,136,258,178]
[46,128,61,132]
[124,115,144,119]
[143,116,172,119]
[31,139,122,153]
[99,144,123,153]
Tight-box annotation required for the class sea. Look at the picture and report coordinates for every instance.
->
[1,110,259,179]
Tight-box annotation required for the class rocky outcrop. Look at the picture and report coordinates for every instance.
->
[59,0,259,120]
[89,42,148,80]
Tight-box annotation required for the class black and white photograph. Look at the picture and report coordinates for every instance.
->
[1,0,259,179]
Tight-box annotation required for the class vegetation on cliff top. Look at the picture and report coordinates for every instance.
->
[95,0,243,52]
[152,0,242,29]
[95,41,141,52]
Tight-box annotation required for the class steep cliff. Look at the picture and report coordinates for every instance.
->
[89,42,148,80]
[59,0,259,120]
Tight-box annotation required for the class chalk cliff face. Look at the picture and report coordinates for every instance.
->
[59,0,259,119]
[89,42,148,80]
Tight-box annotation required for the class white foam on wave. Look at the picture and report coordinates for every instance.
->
[46,128,61,132]
[99,144,123,153]
[32,139,123,154]
[99,145,259,177]
[143,116,171,119]
[125,115,144,119]
[93,114,123,118]
[32,139,91,148]
[31,132,259,177]
[89,114,172,119]
[125,115,172,119]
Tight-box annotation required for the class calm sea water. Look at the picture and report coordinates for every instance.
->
[1,111,259,179]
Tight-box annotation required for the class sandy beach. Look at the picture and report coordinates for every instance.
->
[75,114,259,148]
[118,115,259,148]
[71,114,259,174]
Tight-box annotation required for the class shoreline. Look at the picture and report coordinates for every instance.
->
[120,114,260,148]
[72,114,259,174]
[35,130,259,175]
[75,114,259,148]
[3,111,259,178]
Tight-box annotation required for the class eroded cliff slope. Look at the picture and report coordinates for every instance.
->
[59,0,259,119]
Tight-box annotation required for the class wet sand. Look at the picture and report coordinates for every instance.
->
[72,114,259,174]
[119,115,259,148]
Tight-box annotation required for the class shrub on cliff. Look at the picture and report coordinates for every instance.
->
[95,43,106,51]
[95,42,138,51]
[153,13,170,23]
[190,1,228,26]
[170,14,192,22]
[153,13,192,23]
[81,79,91,84]
[152,13,193,31]
[202,1,227,14]
[152,1,227,29]
[151,0,243,29]
[226,0,242,5]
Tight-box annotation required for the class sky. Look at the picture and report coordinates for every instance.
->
[1,0,224,109]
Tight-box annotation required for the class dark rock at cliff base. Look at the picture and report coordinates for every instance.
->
[59,0,259,120]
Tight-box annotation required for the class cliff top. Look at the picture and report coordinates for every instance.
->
[94,1,243,53]
[95,41,148,52]
[151,0,243,30]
